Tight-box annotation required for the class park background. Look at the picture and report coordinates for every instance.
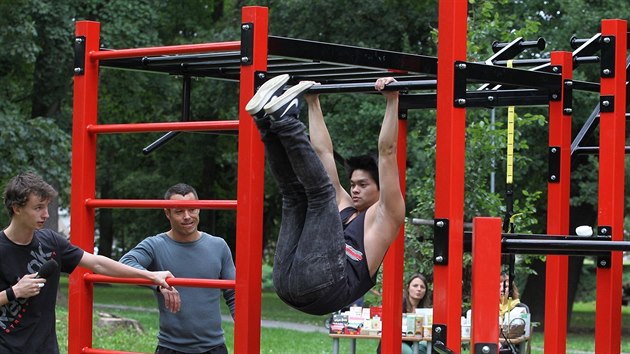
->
[1,0,630,352]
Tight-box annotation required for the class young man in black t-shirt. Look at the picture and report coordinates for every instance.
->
[0,172,174,353]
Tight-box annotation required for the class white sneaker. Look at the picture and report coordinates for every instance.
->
[245,74,290,118]
[263,81,315,120]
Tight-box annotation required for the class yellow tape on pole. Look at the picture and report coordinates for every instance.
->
[506,60,515,185]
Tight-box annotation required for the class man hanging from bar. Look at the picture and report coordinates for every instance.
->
[245,75,405,315]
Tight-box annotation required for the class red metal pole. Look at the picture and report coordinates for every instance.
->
[234,6,268,354]
[434,0,468,352]
[544,51,573,354]
[380,116,408,354]
[90,41,240,60]
[82,349,144,354]
[87,120,239,134]
[84,274,236,288]
[595,19,626,354]
[85,199,236,210]
[471,217,502,351]
[69,20,100,354]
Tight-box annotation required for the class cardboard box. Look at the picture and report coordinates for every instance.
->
[370,306,383,318]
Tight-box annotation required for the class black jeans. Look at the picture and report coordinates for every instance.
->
[155,343,228,354]
[256,114,347,309]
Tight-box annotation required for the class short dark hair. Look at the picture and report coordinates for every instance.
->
[3,172,58,217]
[346,154,379,189]
[164,183,198,200]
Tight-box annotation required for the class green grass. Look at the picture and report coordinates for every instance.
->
[56,276,630,353]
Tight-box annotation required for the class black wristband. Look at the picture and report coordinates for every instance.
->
[5,287,15,302]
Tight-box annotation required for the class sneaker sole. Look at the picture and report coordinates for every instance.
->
[263,81,315,114]
[245,74,290,115]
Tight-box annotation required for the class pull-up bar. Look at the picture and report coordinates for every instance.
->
[461,232,629,256]
[304,79,437,93]
[492,38,546,53]
[502,237,630,253]
[491,56,600,67]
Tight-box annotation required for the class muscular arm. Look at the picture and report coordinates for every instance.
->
[364,77,406,274]
[80,252,172,288]
[306,94,352,210]
[376,82,405,225]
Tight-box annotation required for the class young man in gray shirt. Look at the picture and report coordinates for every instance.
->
[120,183,235,354]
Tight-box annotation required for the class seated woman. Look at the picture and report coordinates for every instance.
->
[500,273,522,316]
[377,273,431,354]
[499,273,529,354]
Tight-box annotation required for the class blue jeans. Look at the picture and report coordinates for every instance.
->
[256,114,347,309]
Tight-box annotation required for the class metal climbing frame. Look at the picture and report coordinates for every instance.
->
[70,5,417,353]
[69,3,628,354]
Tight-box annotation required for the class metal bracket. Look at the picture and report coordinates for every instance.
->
[253,71,269,91]
[240,23,254,66]
[600,35,615,78]
[600,95,615,112]
[399,108,408,120]
[548,146,560,183]
[73,36,86,76]
[596,226,612,269]
[432,324,448,350]
[453,61,467,107]
[562,79,573,115]
[434,219,449,265]
[474,343,498,354]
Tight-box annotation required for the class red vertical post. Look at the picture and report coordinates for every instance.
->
[471,217,502,352]
[234,6,267,354]
[380,116,408,354]
[434,0,468,352]
[543,51,573,354]
[68,21,100,353]
[595,19,626,354]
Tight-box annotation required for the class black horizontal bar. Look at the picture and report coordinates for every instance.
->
[572,146,630,154]
[399,88,553,110]
[502,238,630,252]
[306,80,437,94]
[570,80,600,92]
[571,32,630,50]
[141,51,240,66]
[491,56,599,67]
[464,89,551,107]
[493,38,546,52]
[462,61,562,90]
[268,36,437,75]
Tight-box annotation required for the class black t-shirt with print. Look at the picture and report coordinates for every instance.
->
[0,229,83,354]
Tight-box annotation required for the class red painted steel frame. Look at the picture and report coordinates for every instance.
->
[380,117,408,354]
[69,20,100,354]
[471,218,502,349]
[85,199,237,210]
[234,6,268,354]
[90,42,240,60]
[69,9,267,353]
[84,274,236,289]
[544,51,573,354]
[434,1,468,352]
[595,19,626,354]
[87,121,239,134]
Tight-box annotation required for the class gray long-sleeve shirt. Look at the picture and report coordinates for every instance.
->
[120,232,235,352]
